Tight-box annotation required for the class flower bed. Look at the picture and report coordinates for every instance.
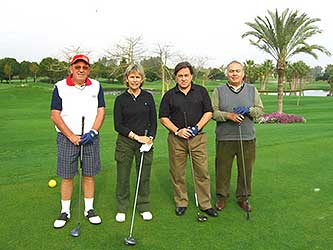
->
[257,112,306,124]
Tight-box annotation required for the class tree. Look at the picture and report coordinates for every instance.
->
[29,62,39,83]
[208,67,226,81]
[193,56,211,87]
[257,60,275,91]
[39,57,67,84]
[310,66,323,81]
[242,8,331,113]
[106,36,146,65]
[0,58,20,83]
[243,60,259,84]
[3,64,13,83]
[323,64,333,80]
[62,45,91,62]
[154,44,174,96]
[90,57,119,83]
[19,61,31,83]
[285,61,310,104]
[140,57,160,82]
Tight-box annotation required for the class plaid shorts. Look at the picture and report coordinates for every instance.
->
[56,133,101,178]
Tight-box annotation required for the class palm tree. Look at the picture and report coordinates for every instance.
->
[243,60,258,84]
[258,59,274,91]
[242,8,331,113]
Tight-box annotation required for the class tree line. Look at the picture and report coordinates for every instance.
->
[0,55,332,87]
[1,8,332,113]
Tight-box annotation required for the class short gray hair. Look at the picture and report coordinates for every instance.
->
[225,60,244,75]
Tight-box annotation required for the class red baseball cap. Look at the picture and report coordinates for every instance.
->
[70,54,90,65]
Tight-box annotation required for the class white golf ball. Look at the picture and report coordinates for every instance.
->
[314,188,320,192]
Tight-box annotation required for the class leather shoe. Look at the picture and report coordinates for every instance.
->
[175,207,187,216]
[202,208,218,217]
[238,201,252,212]
[215,200,225,211]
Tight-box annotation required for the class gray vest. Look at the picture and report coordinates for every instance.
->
[215,83,256,141]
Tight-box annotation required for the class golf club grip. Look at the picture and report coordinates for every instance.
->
[80,116,85,164]
[183,112,188,127]
[81,116,85,135]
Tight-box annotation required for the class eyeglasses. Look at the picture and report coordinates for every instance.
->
[73,65,90,71]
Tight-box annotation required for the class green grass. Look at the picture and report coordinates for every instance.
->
[0,84,332,250]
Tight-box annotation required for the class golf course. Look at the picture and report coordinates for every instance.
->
[0,81,332,250]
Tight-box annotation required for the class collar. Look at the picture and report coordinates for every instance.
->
[227,82,244,93]
[175,82,195,93]
[66,75,92,86]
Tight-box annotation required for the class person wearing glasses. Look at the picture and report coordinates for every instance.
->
[159,61,218,218]
[211,60,263,212]
[50,54,105,229]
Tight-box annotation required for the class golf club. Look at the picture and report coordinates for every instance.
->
[70,116,85,237]
[184,112,208,222]
[238,124,250,220]
[124,130,148,246]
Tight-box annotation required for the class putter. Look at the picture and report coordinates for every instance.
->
[124,130,148,246]
[238,124,250,220]
[184,112,208,222]
[70,116,85,237]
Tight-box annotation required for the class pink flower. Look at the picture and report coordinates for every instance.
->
[258,112,305,124]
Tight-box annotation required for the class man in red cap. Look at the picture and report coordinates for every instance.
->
[50,54,106,229]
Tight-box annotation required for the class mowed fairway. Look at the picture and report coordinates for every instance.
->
[0,84,332,250]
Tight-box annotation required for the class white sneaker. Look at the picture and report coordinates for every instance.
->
[116,212,126,222]
[53,212,70,229]
[84,209,102,225]
[140,211,153,221]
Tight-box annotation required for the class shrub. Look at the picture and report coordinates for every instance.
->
[257,112,306,124]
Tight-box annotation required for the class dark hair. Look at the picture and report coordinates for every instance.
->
[174,61,194,76]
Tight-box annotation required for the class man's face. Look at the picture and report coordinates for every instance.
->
[227,63,244,86]
[176,67,192,90]
[70,61,90,84]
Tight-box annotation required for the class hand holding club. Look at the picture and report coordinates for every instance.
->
[140,143,153,153]
[80,130,97,145]
[187,125,199,138]
[233,106,250,116]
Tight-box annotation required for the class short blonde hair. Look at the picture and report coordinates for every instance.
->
[124,64,145,87]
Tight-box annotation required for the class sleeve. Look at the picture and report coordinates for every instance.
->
[249,87,264,119]
[113,95,131,136]
[50,86,62,111]
[98,85,106,108]
[201,87,213,113]
[114,96,124,135]
[212,87,229,122]
[158,92,170,118]
[148,94,157,138]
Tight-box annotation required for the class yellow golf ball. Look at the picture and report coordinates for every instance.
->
[48,179,57,188]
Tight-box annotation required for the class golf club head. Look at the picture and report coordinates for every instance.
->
[124,236,136,246]
[197,213,208,222]
[246,212,250,221]
[70,225,80,237]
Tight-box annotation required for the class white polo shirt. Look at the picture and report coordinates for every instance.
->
[51,76,105,134]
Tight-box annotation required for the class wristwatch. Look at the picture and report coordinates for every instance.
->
[174,128,180,136]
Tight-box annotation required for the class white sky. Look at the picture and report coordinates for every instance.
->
[1,0,332,68]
